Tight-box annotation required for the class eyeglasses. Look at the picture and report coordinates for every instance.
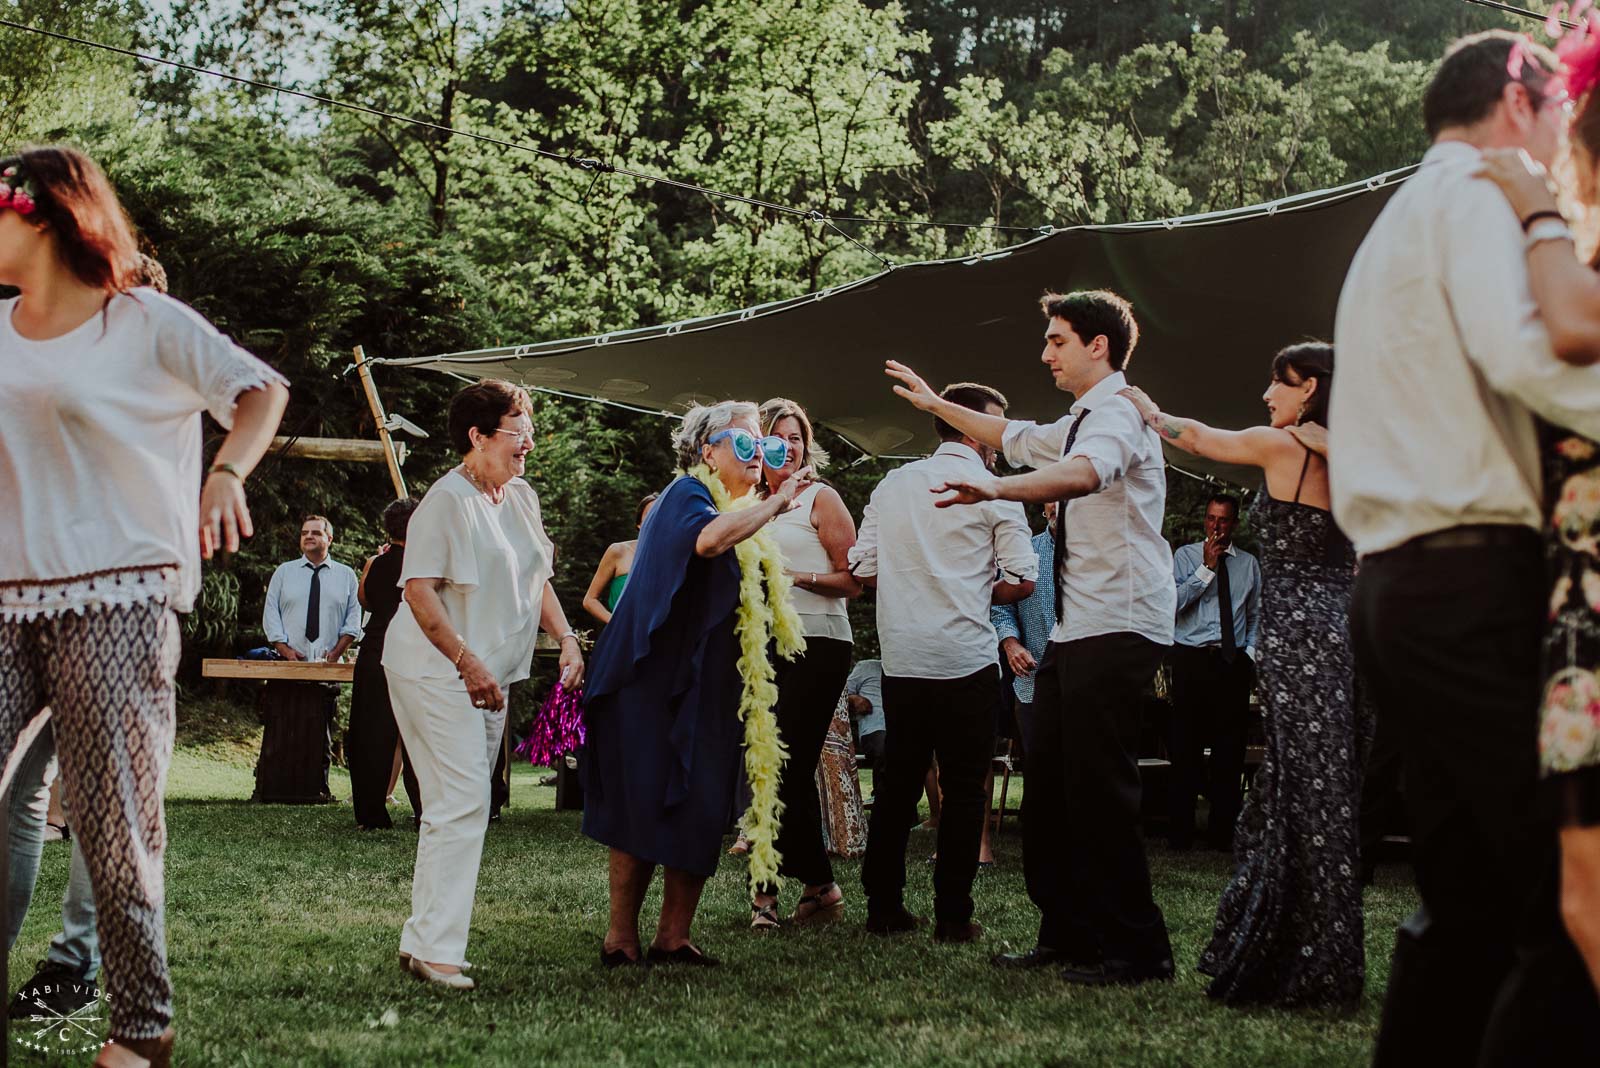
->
[708,428,791,469]
[494,427,536,445]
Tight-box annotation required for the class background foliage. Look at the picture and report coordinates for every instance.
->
[2,0,1520,674]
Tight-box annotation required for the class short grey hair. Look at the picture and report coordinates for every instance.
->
[673,401,760,470]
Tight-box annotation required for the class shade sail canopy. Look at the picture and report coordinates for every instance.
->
[377,166,1413,480]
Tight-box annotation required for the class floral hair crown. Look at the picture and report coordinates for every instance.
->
[0,160,38,216]
[1509,2,1600,103]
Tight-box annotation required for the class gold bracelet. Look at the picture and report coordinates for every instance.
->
[452,637,468,671]
[208,461,243,482]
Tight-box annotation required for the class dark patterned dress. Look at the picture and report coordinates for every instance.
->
[1197,458,1374,1008]
[1537,426,1600,784]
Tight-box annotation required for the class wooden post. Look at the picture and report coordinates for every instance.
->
[352,345,408,500]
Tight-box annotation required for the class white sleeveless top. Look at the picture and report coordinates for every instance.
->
[770,483,851,643]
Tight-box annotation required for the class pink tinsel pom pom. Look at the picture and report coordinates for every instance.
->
[515,684,586,768]
[1560,19,1600,104]
[10,191,34,215]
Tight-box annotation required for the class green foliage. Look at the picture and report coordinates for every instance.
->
[0,0,1522,664]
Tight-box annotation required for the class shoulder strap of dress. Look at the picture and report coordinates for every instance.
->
[1292,442,1312,504]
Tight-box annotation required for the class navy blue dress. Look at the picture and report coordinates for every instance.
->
[580,476,744,877]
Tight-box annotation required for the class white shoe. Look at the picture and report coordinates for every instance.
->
[399,952,470,971]
[408,958,474,990]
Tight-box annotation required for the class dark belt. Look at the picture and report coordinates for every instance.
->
[1384,523,1539,555]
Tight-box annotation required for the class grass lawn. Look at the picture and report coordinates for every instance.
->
[7,706,1416,1067]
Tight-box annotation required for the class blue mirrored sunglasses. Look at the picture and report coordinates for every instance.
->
[708,428,790,469]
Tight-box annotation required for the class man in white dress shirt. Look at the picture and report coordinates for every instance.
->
[886,289,1176,985]
[1333,31,1600,1066]
[255,515,363,803]
[849,384,1037,944]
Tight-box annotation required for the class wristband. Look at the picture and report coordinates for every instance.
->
[208,461,243,482]
[558,630,580,645]
[1521,209,1565,232]
[1526,218,1574,250]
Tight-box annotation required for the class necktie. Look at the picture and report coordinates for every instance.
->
[305,563,326,643]
[1215,550,1236,664]
[1052,408,1091,622]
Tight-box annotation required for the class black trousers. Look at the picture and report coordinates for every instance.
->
[347,656,421,829]
[1353,535,1600,1066]
[1166,644,1254,849]
[1358,704,1406,882]
[1025,633,1172,966]
[755,637,853,893]
[860,665,997,924]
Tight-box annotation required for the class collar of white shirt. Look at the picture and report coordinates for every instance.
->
[299,556,331,569]
[1422,140,1480,168]
[932,440,985,464]
[1068,369,1130,416]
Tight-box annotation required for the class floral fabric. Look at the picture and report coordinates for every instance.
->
[1539,429,1600,776]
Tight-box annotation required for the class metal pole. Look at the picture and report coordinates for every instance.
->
[351,345,408,500]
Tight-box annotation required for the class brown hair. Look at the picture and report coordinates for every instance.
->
[1270,342,1334,426]
[936,381,1009,442]
[759,396,829,471]
[1424,31,1559,139]
[1040,289,1140,371]
[4,146,140,297]
[447,379,535,454]
[302,514,334,540]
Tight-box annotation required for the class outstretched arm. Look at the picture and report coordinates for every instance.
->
[932,457,1101,508]
[883,360,1010,448]
[1120,386,1290,468]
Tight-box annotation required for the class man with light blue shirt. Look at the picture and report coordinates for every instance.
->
[991,501,1057,753]
[843,658,886,775]
[255,515,362,803]
[263,515,363,663]
[1167,494,1260,852]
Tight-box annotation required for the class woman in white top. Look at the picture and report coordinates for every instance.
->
[382,379,584,990]
[0,146,288,1068]
[747,398,862,929]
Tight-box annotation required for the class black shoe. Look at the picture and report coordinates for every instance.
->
[599,947,646,969]
[991,946,1070,969]
[933,919,984,944]
[1061,957,1175,986]
[865,906,925,935]
[8,960,97,1020]
[645,943,719,967]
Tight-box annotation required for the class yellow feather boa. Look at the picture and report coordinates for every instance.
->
[686,464,806,893]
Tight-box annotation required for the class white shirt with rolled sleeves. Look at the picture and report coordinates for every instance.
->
[847,442,1039,680]
[1000,370,1176,647]
[1332,141,1600,555]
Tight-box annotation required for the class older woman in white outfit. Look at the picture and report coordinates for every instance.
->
[382,379,584,990]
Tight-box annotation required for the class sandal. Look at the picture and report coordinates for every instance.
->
[791,885,845,925]
[727,836,752,856]
[750,902,782,931]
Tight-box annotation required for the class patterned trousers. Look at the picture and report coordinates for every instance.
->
[0,601,178,1039]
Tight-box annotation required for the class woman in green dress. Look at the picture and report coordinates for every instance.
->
[582,492,659,624]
